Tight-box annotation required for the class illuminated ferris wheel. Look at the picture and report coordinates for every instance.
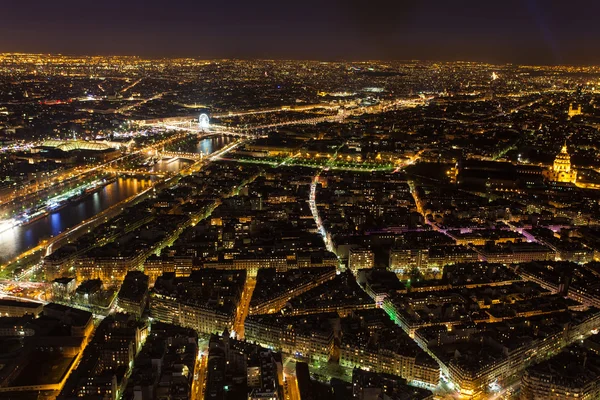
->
[199,113,210,132]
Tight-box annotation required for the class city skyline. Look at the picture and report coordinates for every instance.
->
[1,14,600,398]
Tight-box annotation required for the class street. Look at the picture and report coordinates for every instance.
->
[233,276,256,339]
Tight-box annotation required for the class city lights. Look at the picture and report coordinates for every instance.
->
[0,49,599,400]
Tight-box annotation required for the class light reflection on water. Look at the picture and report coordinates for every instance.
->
[0,177,153,264]
[0,135,235,264]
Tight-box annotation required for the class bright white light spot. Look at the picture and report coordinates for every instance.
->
[0,218,19,234]
[199,113,210,131]
[489,380,501,392]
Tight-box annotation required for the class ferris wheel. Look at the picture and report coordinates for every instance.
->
[199,113,210,132]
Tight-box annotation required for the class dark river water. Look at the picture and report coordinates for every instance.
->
[0,135,234,263]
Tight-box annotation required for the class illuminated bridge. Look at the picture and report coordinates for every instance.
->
[139,98,428,134]
[105,169,170,177]
[161,151,203,161]
[155,122,255,138]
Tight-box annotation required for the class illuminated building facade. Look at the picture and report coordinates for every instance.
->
[544,143,577,183]
[75,253,148,284]
[568,103,582,118]
[348,248,374,274]
[244,314,335,362]
[339,346,439,386]
[52,277,77,300]
[149,270,245,335]
[413,310,600,397]
[249,267,337,315]
[521,342,600,400]
[0,299,44,317]
[389,246,479,276]
[143,255,194,284]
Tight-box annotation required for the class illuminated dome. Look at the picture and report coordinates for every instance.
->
[553,143,571,173]
[545,141,577,183]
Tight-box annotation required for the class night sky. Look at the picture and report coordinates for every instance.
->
[1,0,599,64]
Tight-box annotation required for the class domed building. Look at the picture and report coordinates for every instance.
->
[544,142,577,183]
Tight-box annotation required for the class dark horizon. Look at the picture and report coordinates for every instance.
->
[2,0,600,65]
